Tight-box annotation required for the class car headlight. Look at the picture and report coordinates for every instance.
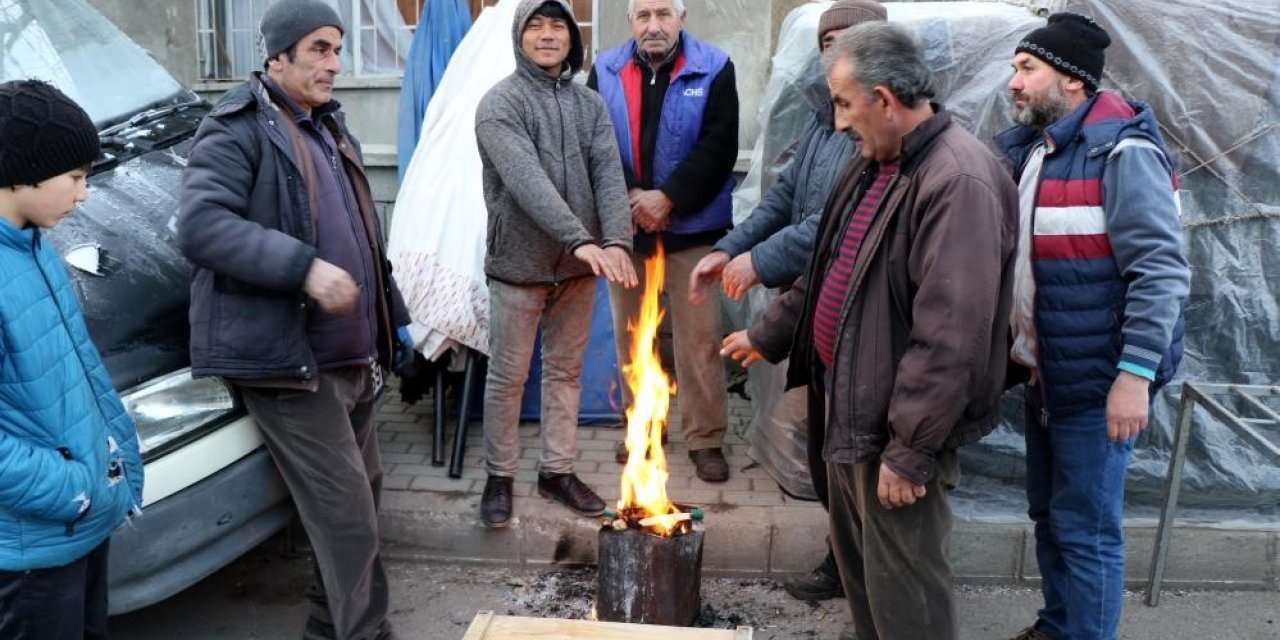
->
[121,369,241,460]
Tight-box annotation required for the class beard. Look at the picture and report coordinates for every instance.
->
[1013,80,1071,129]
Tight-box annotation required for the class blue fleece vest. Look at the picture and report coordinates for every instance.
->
[996,93,1184,415]
[594,35,734,234]
[0,220,143,571]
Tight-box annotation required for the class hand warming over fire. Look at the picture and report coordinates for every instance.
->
[688,251,729,304]
[720,330,764,368]
[877,463,926,509]
[574,244,639,288]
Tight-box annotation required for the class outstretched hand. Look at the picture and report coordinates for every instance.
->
[722,252,760,301]
[575,244,638,288]
[720,330,764,368]
[688,251,730,304]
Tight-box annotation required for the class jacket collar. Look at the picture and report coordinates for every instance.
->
[897,104,951,169]
[995,90,1143,157]
[0,215,37,252]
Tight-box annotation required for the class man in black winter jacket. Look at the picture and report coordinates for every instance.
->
[178,2,410,638]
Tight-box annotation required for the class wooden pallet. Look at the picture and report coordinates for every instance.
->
[462,611,753,639]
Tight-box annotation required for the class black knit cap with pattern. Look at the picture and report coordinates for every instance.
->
[1016,12,1111,92]
[0,80,100,188]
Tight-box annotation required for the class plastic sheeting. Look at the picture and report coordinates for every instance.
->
[737,1,1280,520]
[397,0,471,179]
[388,0,519,363]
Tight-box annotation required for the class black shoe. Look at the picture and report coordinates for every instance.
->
[688,448,729,483]
[537,472,606,516]
[302,617,336,640]
[1008,624,1057,640]
[614,431,669,464]
[480,475,514,528]
[783,563,844,601]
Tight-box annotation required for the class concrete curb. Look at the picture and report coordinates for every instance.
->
[378,488,1280,591]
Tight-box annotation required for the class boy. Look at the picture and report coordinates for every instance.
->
[0,79,144,640]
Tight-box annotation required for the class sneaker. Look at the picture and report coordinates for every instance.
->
[688,448,729,483]
[783,561,844,601]
[613,431,669,464]
[480,475,514,528]
[1008,624,1057,640]
[537,472,606,516]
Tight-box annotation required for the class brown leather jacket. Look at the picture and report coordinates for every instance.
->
[747,109,1017,485]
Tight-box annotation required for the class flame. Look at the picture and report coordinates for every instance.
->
[618,244,680,536]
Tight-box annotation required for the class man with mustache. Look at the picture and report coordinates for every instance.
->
[995,12,1190,640]
[723,23,1017,640]
[179,1,412,637]
[588,0,740,483]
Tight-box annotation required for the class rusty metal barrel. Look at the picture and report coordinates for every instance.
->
[596,524,705,626]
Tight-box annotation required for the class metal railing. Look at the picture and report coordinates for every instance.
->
[1146,382,1280,605]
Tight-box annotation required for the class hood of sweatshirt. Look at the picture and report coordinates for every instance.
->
[511,0,584,81]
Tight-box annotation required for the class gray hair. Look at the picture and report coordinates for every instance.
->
[825,22,935,107]
[627,0,685,17]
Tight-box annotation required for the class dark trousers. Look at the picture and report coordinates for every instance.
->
[0,540,110,640]
[827,451,959,640]
[238,367,391,640]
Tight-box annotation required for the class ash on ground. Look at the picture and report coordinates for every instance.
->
[501,568,849,638]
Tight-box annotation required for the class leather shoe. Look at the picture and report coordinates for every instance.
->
[537,472,606,516]
[480,475,513,528]
[783,552,843,601]
[688,448,729,483]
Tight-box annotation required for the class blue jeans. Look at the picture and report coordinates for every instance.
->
[1025,389,1134,640]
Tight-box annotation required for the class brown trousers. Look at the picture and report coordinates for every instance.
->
[238,367,391,640]
[827,450,959,640]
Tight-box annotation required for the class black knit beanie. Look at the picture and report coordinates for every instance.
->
[259,0,345,63]
[1016,12,1111,92]
[0,80,100,188]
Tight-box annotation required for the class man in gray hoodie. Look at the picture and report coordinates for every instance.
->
[474,0,637,528]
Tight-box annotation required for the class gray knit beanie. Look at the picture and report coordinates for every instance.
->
[259,0,345,64]
[818,0,888,48]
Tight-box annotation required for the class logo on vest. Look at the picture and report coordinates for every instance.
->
[683,87,705,98]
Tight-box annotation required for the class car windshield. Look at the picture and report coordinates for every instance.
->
[0,0,187,127]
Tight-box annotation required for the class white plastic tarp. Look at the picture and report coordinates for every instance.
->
[387,0,520,362]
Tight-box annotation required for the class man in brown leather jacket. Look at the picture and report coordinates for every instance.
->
[722,23,1017,640]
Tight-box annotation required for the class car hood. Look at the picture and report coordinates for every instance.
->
[43,135,199,393]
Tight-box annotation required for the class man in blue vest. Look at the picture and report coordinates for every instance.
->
[588,0,739,482]
[996,13,1190,640]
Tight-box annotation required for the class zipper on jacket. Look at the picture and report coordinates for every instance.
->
[32,233,120,534]
[1024,147,1051,426]
[553,78,568,286]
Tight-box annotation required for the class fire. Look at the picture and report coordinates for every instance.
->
[618,244,680,536]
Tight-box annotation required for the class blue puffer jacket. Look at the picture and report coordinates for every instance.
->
[0,219,143,571]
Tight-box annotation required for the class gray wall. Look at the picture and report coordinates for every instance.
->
[88,0,198,84]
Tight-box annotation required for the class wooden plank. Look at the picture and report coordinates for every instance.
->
[461,611,494,640]
[467,613,749,639]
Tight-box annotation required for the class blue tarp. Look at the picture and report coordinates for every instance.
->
[397,0,471,180]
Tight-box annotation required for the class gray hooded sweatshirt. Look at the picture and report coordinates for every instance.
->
[475,0,632,286]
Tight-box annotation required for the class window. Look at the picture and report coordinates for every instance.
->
[197,0,598,81]
[195,0,426,80]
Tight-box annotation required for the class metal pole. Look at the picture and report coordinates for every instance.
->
[1146,383,1198,606]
